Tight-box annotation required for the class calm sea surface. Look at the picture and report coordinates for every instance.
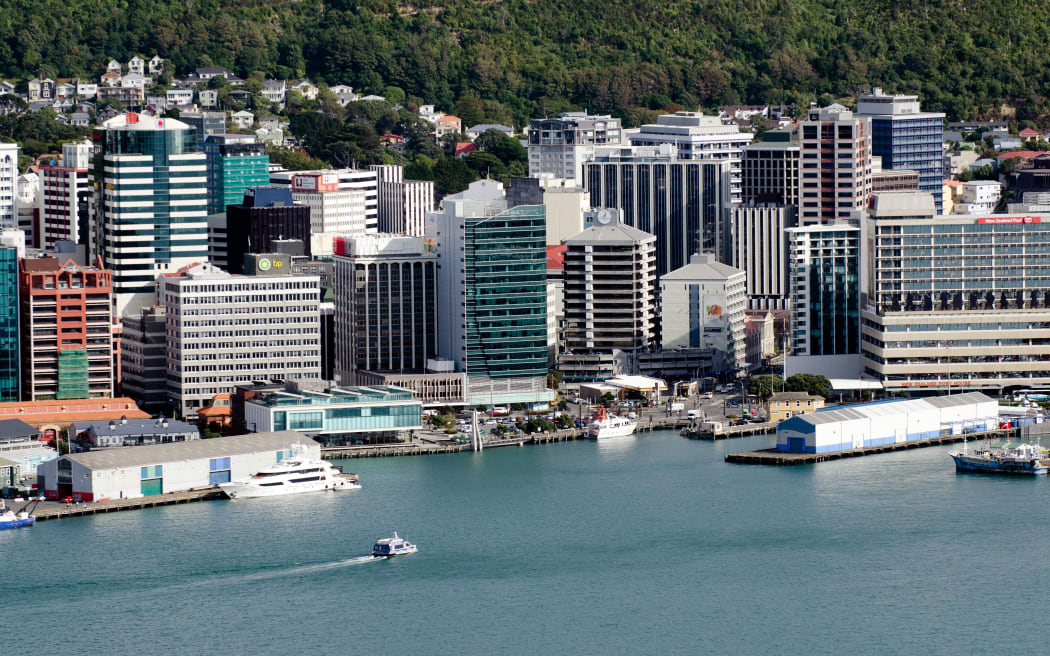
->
[3,431,1049,655]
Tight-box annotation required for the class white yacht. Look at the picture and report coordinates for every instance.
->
[219,445,360,499]
[585,407,638,439]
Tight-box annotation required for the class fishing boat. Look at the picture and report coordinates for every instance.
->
[950,440,1049,476]
[585,406,637,439]
[372,532,417,556]
[0,505,34,530]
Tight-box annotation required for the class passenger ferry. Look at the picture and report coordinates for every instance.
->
[585,407,637,439]
[950,441,1049,476]
[372,532,418,556]
[219,445,361,499]
[0,505,34,530]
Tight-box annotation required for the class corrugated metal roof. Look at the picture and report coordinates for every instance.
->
[63,432,314,470]
[0,419,40,440]
[69,418,197,438]
[924,392,994,408]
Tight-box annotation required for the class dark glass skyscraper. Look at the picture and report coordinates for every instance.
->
[0,243,19,401]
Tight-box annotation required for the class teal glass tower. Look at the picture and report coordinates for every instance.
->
[90,113,209,308]
[429,180,553,407]
[203,134,270,214]
[0,244,18,400]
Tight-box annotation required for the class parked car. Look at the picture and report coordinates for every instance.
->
[702,391,714,399]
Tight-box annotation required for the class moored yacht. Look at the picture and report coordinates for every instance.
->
[219,444,361,499]
[585,406,637,439]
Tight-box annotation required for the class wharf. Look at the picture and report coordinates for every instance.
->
[683,422,776,440]
[29,488,225,521]
[725,429,1015,466]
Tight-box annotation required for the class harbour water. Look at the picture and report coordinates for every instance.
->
[4,430,1050,654]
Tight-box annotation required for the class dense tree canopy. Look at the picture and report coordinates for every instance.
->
[4,1,1050,125]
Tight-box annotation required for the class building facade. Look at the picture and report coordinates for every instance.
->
[90,113,208,316]
[583,145,733,276]
[243,386,422,444]
[799,105,872,224]
[179,111,227,147]
[203,134,269,214]
[371,165,435,236]
[0,241,18,401]
[0,142,18,229]
[729,205,797,310]
[660,253,747,373]
[19,256,114,401]
[559,218,657,381]
[270,168,378,233]
[741,139,800,207]
[862,213,1050,393]
[857,88,945,214]
[289,172,368,238]
[120,304,167,410]
[69,417,199,450]
[427,180,553,406]
[629,112,753,203]
[527,113,622,183]
[38,140,92,249]
[332,235,437,385]
[787,224,861,373]
[162,262,321,418]
[224,187,312,274]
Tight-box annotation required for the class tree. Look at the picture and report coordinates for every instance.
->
[785,374,831,398]
[600,392,615,407]
[748,374,784,399]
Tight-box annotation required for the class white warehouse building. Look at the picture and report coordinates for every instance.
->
[775,392,998,454]
[36,432,316,501]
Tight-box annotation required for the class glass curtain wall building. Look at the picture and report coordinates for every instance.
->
[90,113,208,315]
[203,135,269,214]
[0,244,18,400]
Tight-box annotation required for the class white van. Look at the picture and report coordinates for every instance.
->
[687,409,702,419]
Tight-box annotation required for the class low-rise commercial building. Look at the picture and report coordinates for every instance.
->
[775,392,997,453]
[0,418,55,474]
[0,397,149,442]
[36,431,316,500]
[69,417,199,450]
[243,385,422,444]
[765,391,824,423]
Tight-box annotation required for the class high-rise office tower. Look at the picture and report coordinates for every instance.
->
[582,145,733,277]
[660,253,747,372]
[729,205,797,310]
[332,235,437,385]
[162,262,321,418]
[0,142,18,229]
[559,216,657,381]
[223,188,312,273]
[426,180,553,406]
[370,165,435,236]
[527,113,622,184]
[0,236,19,400]
[799,105,872,224]
[19,256,114,400]
[629,112,754,203]
[861,202,1050,393]
[857,88,945,214]
[179,111,227,148]
[786,223,861,376]
[39,140,92,250]
[203,134,269,214]
[89,113,208,316]
[287,172,368,240]
[741,135,800,207]
[15,173,39,247]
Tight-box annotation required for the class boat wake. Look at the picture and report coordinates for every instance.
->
[238,555,382,582]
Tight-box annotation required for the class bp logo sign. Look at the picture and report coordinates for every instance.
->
[258,258,272,271]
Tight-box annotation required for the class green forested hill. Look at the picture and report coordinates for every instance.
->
[4,0,1050,123]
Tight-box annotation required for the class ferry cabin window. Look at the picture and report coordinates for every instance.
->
[260,482,283,486]
[290,476,323,483]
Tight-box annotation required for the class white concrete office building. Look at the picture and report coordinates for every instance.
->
[162,262,321,417]
[527,113,622,184]
[270,168,378,233]
[660,253,747,372]
[0,142,18,229]
[370,164,435,236]
[799,105,872,224]
[629,112,753,203]
[729,205,797,310]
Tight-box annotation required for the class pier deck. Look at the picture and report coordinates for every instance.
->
[725,429,1015,466]
[30,488,226,521]
[682,422,776,440]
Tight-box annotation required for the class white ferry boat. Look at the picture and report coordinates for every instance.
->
[219,445,361,499]
[372,532,418,557]
[585,407,638,439]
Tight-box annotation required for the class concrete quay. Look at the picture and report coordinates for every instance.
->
[682,421,776,440]
[725,429,1015,466]
[29,488,226,521]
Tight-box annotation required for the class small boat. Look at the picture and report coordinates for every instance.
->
[372,532,418,556]
[585,406,637,439]
[219,443,361,499]
[950,440,1049,476]
[0,506,34,530]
